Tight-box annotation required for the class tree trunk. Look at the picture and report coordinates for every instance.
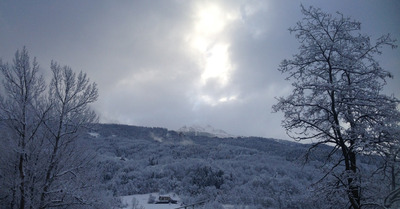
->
[347,150,360,209]
[390,159,396,191]
[39,111,64,209]
[18,153,25,209]
[39,139,60,209]
[339,142,360,209]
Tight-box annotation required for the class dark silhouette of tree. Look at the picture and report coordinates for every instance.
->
[273,6,399,209]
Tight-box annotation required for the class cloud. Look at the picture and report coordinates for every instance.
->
[0,0,398,141]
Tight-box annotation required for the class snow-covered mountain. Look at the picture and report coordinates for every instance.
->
[82,124,386,208]
[177,124,235,138]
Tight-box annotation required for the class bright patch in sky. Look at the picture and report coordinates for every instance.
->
[195,4,225,36]
[187,2,239,106]
[219,95,237,103]
[201,43,231,86]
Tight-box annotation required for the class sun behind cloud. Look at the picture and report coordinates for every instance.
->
[195,3,226,37]
[201,43,231,86]
[186,1,239,107]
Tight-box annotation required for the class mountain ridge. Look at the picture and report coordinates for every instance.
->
[177,124,236,138]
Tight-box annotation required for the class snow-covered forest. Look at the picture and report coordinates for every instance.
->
[85,123,392,208]
[2,117,398,208]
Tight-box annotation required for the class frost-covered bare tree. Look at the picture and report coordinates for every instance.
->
[273,6,400,209]
[0,47,48,209]
[37,61,99,209]
[0,48,111,209]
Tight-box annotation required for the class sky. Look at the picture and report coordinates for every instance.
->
[0,0,399,140]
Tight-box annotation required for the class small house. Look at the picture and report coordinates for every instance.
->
[155,196,177,204]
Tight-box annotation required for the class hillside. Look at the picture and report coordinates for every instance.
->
[84,124,385,208]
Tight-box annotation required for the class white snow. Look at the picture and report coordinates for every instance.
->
[119,193,181,209]
[150,132,163,142]
[88,132,100,138]
[118,193,240,209]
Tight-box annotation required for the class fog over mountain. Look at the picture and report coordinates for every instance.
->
[178,124,236,138]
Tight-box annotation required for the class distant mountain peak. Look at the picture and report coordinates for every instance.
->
[177,124,235,138]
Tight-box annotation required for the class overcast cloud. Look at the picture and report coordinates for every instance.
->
[1,0,399,140]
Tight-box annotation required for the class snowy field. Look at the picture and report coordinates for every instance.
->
[119,193,181,209]
[119,193,248,209]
